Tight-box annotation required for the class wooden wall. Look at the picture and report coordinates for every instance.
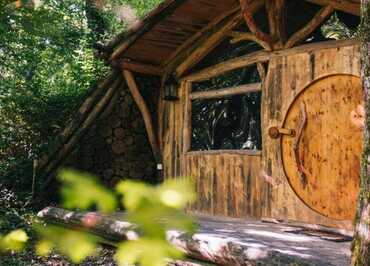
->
[162,41,361,229]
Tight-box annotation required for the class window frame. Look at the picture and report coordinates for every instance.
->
[183,77,263,156]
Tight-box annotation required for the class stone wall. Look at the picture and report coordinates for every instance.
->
[68,79,158,187]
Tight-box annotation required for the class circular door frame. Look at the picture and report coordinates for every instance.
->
[279,73,362,221]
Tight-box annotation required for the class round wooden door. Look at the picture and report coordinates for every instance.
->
[281,74,363,220]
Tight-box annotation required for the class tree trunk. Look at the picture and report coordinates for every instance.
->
[351,1,370,265]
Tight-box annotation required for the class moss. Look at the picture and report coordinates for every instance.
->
[352,2,370,265]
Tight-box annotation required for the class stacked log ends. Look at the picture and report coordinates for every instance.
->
[67,82,157,185]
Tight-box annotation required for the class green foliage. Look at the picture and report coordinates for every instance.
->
[0,229,28,252]
[33,170,196,265]
[115,238,182,266]
[115,178,196,266]
[112,0,163,17]
[35,225,99,263]
[58,169,117,213]
[0,0,108,194]
[321,13,359,40]
[0,0,163,204]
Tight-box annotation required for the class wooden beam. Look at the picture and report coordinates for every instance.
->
[190,83,261,100]
[182,39,359,82]
[109,0,187,60]
[115,59,164,76]
[304,0,360,16]
[37,72,119,172]
[228,31,272,51]
[162,6,241,69]
[174,12,243,78]
[266,0,287,49]
[123,70,161,163]
[172,0,265,78]
[184,50,270,82]
[239,0,274,50]
[257,62,267,82]
[41,77,123,188]
[285,5,334,49]
[175,0,265,77]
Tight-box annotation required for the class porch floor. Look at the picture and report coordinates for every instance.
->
[38,207,352,266]
[179,215,351,265]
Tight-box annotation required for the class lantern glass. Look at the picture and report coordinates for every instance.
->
[164,76,178,101]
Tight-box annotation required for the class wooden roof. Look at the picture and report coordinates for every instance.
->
[101,0,360,77]
[122,0,239,66]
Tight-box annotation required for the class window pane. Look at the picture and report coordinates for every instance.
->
[192,65,261,92]
[191,92,262,151]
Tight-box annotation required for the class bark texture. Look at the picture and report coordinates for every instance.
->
[351,1,370,265]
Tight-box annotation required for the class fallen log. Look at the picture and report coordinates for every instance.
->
[37,207,137,243]
[38,207,331,266]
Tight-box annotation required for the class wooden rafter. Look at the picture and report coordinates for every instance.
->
[182,39,358,82]
[190,83,261,100]
[114,59,164,76]
[123,70,161,163]
[109,0,187,61]
[172,0,265,78]
[162,6,241,69]
[173,12,243,78]
[239,0,274,50]
[285,5,334,49]
[37,72,119,172]
[41,77,123,188]
[305,0,360,16]
[228,31,272,51]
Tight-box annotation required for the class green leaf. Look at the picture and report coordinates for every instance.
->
[58,169,117,213]
[115,238,183,266]
[35,225,99,263]
[116,180,153,211]
[157,178,196,209]
[0,229,28,252]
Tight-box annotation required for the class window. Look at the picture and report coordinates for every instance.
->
[189,65,262,152]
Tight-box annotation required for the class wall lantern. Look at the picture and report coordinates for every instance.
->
[164,75,179,101]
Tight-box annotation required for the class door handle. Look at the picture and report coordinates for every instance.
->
[293,102,309,187]
[268,127,295,139]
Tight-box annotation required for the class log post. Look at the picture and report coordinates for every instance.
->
[351,1,370,265]
[123,70,161,164]
[266,0,287,50]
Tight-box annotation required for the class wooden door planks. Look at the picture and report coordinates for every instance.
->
[262,44,361,229]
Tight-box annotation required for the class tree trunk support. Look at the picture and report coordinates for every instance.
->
[123,70,161,164]
[351,1,370,265]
